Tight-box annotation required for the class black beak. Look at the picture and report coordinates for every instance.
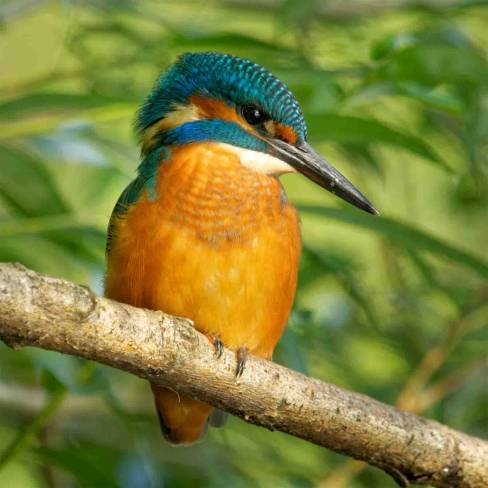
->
[267,139,379,215]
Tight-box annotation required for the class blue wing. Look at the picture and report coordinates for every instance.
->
[106,176,145,254]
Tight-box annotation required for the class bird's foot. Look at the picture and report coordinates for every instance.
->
[209,334,224,358]
[235,347,248,377]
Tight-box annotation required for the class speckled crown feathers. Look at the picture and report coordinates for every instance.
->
[137,52,307,142]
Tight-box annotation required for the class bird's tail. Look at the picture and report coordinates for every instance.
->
[151,383,213,445]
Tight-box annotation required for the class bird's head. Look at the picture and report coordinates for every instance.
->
[137,52,378,215]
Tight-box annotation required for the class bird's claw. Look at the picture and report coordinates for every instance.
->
[235,347,248,377]
[208,337,247,377]
[210,335,224,358]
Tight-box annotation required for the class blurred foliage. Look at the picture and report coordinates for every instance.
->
[0,0,487,487]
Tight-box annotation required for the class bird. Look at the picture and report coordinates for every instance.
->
[105,52,378,445]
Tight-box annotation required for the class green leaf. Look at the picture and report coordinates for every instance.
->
[0,94,136,139]
[371,33,417,61]
[0,145,68,216]
[276,323,310,376]
[370,28,488,87]
[0,146,106,270]
[302,245,379,328]
[306,113,451,172]
[171,31,292,53]
[0,214,104,238]
[28,349,106,395]
[0,235,94,281]
[40,369,66,395]
[0,93,131,120]
[298,206,488,278]
[382,45,488,86]
[36,443,121,488]
[396,81,464,112]
[346,81,464,113]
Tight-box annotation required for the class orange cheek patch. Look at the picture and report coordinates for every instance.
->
[191,96,240,122]
[190,95,258,135]
[144,96,297,148]
[275,124,298,144]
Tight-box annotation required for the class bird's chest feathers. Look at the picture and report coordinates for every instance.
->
[153,143,293,245]
[107,143,301,354]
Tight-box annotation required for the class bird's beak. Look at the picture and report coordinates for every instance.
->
[267,139,379,215]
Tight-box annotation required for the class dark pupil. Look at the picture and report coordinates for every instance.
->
[242,105,267,125]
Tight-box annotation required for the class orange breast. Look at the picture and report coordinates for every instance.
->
[105,142,301,358]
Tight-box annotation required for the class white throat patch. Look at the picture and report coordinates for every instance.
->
[218,143,296,176]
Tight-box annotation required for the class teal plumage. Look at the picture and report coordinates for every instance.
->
[106,145,168,253]
[137,52,307,140]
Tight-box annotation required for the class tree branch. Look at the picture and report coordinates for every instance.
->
[0,263,486,488]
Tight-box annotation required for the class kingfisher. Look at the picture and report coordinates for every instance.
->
[105,52,378,445]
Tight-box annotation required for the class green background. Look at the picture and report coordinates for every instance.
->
[0,1,487,487]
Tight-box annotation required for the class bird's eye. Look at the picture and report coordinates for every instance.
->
[241,105,269,126]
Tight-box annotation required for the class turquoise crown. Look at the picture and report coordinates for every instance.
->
[137,52,307,143]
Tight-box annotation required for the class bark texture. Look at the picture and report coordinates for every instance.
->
[0,262,487,487]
